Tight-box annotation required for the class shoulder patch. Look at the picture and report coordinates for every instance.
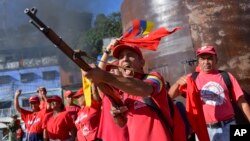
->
[145,75,163,92]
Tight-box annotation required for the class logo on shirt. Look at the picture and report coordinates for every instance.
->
[27,118,41,125]
[82,126,90,136]
[200,81,225,106]
[75,113,88,124]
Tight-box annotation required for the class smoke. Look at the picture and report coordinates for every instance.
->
[0,0,122,50]
[0,0,121,71]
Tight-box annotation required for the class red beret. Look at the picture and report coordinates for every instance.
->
[47,95,62,103]
[29,96,40,103]
[112,43,143,59]
[73,88,84,98]
[196,45,216,56]
[64,90,74,97]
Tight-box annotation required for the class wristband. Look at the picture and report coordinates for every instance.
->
[104,49,111,54]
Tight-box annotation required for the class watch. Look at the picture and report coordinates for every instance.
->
[104,49,111,54]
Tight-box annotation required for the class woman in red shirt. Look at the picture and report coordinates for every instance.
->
[43,95,76,141]
[74,88,101,141]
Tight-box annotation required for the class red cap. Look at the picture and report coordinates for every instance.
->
[29,96,40,103]
[112,43,143,59]
[196,45,217,56]
[47,95,62,103]
[73,88,84,98]
[64,90,74,97]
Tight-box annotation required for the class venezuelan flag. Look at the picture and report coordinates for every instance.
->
[140,20,154,35]
[120,27,181,51]
[123,19,154,38]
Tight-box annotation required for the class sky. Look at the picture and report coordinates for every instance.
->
[0,0,124,50]
[67,0,123,15]
[0,0,123,29]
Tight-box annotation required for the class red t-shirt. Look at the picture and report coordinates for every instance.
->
[190,70,244,123]
[124,72,172,141]
[75,104,101,141]
[97,95,129,141]
[39,101,47,110]
[21,108,46,134]
[42,111,76,140]
[65,104,81,121]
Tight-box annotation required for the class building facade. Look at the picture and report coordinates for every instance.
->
[0,55,63,117]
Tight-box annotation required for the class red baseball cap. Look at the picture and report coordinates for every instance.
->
[29,96,40,103]
[47,95,62,103]
[64,90,74,98]
[196,45,217,56]
[73,88,84,98]
[112,43,143,59]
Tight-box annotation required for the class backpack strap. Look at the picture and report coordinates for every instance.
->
[167,95,175,118]
[219,70,233,101]
[143,97,173,135]
[191,71,199,80]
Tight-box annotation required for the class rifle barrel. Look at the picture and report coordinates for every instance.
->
[24,7,91,71]
[24,7,124,107]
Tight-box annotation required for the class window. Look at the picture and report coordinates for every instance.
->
[22,99,30,107]
[43,70,57,80]
[0,101,12,109]
[0,75,12,84]
[20,73,34,83]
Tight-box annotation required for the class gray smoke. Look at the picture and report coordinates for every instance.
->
[0,0,93,50]
[0,0,122,50]
[0,0,121,72]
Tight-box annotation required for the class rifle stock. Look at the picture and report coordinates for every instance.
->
[24,7,123,107]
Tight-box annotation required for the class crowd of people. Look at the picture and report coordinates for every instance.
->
[11,39,250,141]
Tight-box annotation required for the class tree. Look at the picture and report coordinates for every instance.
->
[76,12,122,62]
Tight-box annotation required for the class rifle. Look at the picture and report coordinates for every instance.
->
[24,7,123,107]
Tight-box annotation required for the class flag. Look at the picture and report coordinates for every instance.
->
[179,77,210,141]
[81,70,92,107]
[120,27,181,51]
[123,19,154,38]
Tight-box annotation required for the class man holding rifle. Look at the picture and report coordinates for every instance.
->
[24,8,183,140]
[82,43,173,141]
[96,39,129,141]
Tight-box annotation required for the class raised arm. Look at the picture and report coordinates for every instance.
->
[168,75,188,99]
[98,38,119,69]
[14,90,22,113]
[83,65,153,97]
